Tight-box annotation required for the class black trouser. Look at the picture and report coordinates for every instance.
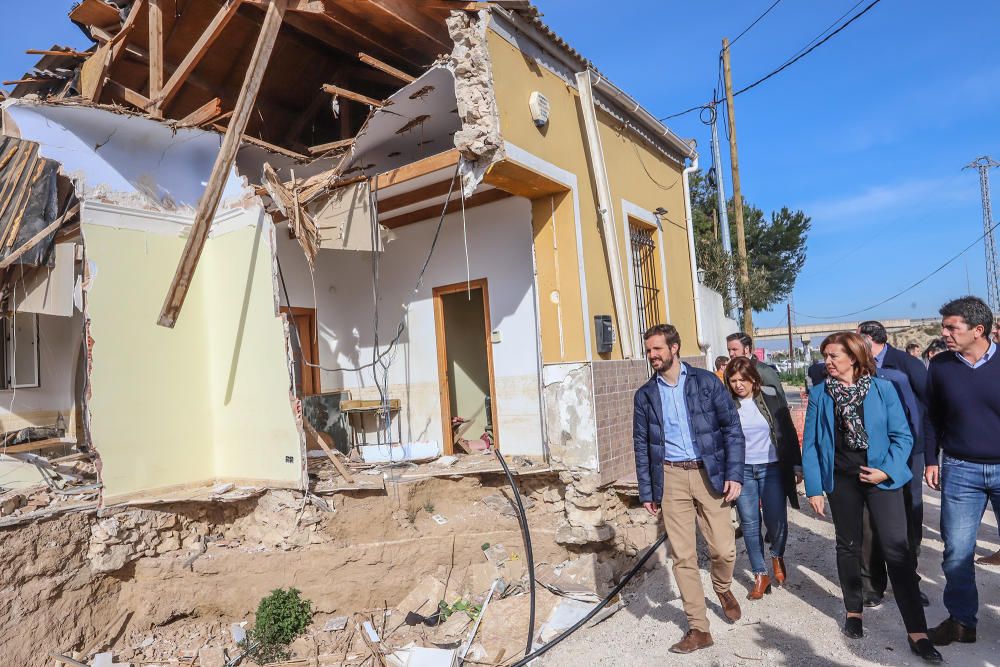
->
[827,472,928,634]
[862,456,924,597]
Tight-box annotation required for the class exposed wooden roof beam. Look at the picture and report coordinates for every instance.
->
[158,0,289,329]
[277,5,419,69]
[320,83,383,108]
[25,49,89,58]
[373,149,460,189]
[363,0,451,52]
[147,0,164,117]
[156,0,244,112]
[178,97,224,126]
[358,52,415,83]
[104,78,152,111]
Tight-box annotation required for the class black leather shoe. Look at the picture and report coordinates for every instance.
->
[863,593,883,608]
[928,617,976,645]
[909,637,943,663]
[843,616,863,639]
[919,590,930,607]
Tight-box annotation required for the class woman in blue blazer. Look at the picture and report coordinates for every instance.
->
[802,332,941,663]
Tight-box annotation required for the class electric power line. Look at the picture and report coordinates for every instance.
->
[728,0,784,49]
[794,215,1000,321]
[657,0,884,121]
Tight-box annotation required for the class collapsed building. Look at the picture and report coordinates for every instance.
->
[0,1,737,664]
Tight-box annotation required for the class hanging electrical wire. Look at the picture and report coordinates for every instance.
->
[727,0,784,49]
[795,216,1000,320]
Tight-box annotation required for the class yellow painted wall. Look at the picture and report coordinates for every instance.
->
[83,211,303,502]
[487,30,698,358]
[531,193,587,362]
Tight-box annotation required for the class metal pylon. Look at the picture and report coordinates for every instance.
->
[965,156,1000,312]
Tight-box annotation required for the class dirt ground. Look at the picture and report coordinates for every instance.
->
[539,487,1000,667]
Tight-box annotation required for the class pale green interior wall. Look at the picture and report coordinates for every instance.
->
[442,290,490,439]
[83,211,302,501]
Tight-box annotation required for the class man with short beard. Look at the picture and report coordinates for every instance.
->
[633,324,746,654]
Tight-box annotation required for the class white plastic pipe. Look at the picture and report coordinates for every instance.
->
[681,155,709,362]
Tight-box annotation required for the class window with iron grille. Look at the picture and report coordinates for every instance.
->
[630,224,661,339]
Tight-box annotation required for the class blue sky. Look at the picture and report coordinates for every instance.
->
[2,1,998,327]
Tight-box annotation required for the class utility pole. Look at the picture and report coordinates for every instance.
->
[964,156,1000,313]
[787,302,794,374]
[709,111,738,317]
[722,37,753,333]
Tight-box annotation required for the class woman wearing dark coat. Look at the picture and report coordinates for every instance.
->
[802,332,942,663]
[723,357,801,600]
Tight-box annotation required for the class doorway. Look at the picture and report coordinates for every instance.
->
[433,279,499,454]
[281,306,321,397]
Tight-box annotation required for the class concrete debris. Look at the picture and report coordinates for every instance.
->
[535,596,624,645]
[396,576,447,619]
[446,11,502,169]
[323,616,349,632]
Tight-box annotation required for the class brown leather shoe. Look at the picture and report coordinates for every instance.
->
[717,590,742,622]
[976,548,1000,565]
[747,573,771,600]
[772,556,787,585]
[928,617,976,645]
[669,629,714,654]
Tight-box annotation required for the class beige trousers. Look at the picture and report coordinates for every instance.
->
[661,465,737,632]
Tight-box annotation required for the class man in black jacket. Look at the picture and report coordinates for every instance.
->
[633,324,745,654]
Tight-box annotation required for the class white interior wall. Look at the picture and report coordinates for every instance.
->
[698,283,738,364]
[276,196,544,456]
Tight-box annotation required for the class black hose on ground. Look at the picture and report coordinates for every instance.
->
[511,530,669,667]
[493,449,537,659]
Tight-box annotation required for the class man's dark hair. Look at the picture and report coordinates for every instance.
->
[906,342,921,354]
[857,321,888,344]
[939,295,994,335]
[644,323,681,349]
[726,332,753,349]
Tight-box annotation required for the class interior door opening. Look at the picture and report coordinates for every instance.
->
[434,279,499,455]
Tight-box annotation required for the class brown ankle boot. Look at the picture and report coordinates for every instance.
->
[747,573,771,600]
[772,556,787,585]
[669,629,714,654]
[717,590,742,622]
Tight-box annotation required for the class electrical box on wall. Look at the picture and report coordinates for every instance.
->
[595,315,614,354]
[529,91,550,128]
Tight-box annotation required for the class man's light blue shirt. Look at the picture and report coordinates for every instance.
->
[874,345,887,369]
[956,340,997,369]
[656,367,699,462]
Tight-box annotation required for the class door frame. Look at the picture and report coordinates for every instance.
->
[432,278,500,454]
[280,306,322,396]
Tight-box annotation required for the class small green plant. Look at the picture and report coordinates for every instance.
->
[239,588,313,664]
[423,500,436,514]
[437,598,482,621]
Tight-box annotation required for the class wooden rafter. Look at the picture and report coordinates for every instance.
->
[357,52,415,83]
[378,179,455,213]
[86,0,144,103]
[157,0,289,329]
[104,79,152,110]
[373,149,459,189]
[156,0,244,112]
[147,0,164,117]
[320,83,383,108]
[178,97,224,126]
[363,0,451,51]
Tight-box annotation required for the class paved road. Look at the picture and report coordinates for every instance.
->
[539,488,1000,666]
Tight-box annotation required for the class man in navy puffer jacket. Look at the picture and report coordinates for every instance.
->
[633,323,746,654]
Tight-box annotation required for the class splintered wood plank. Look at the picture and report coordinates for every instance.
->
[157,0,288,329]
[307,138,354,155]
[0,203,80,270]
[320,83,383,108]
[178,97,223,126]
[147,0,164,117]
[304,421,355,483]
[103,78,152,111]
[25,49,90,58]
[157,0,244,111]
[357,52,415,83]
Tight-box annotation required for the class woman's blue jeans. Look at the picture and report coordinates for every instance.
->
[736,462,788,574]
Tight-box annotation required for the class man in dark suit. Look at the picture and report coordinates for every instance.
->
[858,322,933,607]
[633,323,746,654]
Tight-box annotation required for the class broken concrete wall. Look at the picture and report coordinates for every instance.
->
[542,362,598,470]
[276,196,544,456]
[447,11,503,171]
[83,205,303,503]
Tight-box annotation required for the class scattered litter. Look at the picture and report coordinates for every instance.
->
[536,596,624,644]
[323,616,349,632]
[431,514,448,525]
[362,620,381,643]
[230,622,247,644]
[433,455,459,467]
[387,645,457,667]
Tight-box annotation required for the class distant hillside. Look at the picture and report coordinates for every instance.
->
[888,324,941,354]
